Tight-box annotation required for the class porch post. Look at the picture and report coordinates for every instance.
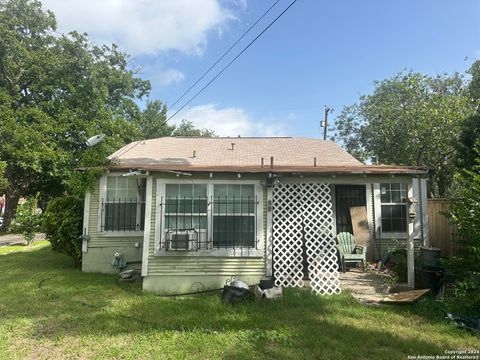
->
[141,176,153,277]
[81,191,91,253]
[265,186,273,277]
[407,180,415,288]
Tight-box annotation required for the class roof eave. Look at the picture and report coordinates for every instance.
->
[106,163,429,176]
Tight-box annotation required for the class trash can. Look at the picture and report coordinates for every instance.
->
[419,246,441,267]
[415,265,446,298]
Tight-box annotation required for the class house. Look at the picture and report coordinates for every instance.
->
[81,137,429,295]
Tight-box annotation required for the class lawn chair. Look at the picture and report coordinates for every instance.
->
[336,232,367,272]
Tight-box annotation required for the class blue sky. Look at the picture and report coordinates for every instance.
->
[44,0,480,137]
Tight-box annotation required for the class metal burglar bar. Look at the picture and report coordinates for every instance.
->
[101,198,146,232]
[211,195,258,249]
[160,196,208,251]
[158,195,259,251]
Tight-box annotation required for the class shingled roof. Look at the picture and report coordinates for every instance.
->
[108,137,427,175]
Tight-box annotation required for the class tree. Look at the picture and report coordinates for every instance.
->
[134,100,174,139]
[0,0,216,230]
[335,71,477,197]
[173,119,216,137]
[13,194,41,244]
[449,148,480,274]
[0,160,7,193]
[468,59,480,103]
[455,61,480,171]
[455,114,480,171]
[0,0,149,229]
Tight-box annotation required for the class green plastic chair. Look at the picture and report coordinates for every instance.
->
[336,232,367,272]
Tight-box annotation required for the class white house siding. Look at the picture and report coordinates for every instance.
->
[82,173,430,290]
[82,178,144,273]
[371,177,428,259]
[143,174,267,293]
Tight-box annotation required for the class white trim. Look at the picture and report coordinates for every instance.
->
[407,180,415,288]
[153,179,264,257]
[278,175,415,185]
[373,183,382,239]
[420,178,429,246]
[365,183,374,241]
[330,184,337,237]
[141,176,153,276]
[82,191,91,253]
[154,180,164,254]
[97,175,107,233]
[255,182,265,254]
[97,231,143,238]
[412,178,421,240]
[265,186,273,277]
[97,174,147,236]
[154,249,264,257]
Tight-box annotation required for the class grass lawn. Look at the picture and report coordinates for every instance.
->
[0,242,478,359]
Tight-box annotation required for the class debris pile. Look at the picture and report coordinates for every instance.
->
[221,277,283,304]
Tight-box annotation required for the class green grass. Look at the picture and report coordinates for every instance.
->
[0,243,478,360]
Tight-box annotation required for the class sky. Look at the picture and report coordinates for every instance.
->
[42,0,480,137]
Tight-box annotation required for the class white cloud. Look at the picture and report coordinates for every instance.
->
[42,0,236,56]
[172,104,288,137]
[156,68,186,87]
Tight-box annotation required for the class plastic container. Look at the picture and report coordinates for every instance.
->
[415,265,446,298]
[419,246,441,267]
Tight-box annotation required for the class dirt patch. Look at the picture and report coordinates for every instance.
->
[340,269,393,305]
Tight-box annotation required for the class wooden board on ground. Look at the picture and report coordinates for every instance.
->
[350,206,373,261]
[380,289,430,304]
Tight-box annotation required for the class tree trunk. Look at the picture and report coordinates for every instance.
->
[1,187,20,231]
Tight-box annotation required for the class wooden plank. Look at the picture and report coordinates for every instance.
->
[380,289,430,304]
[349,206,373,261]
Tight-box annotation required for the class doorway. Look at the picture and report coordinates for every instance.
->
[335,185,367,234]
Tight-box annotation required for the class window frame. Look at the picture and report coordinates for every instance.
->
[212,184,257,249]
[98,173,147,237]
[376,182,408,239]
[154,179,264,257]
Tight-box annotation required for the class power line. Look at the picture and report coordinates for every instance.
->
[168,0,282,110]
[166,0,299,123]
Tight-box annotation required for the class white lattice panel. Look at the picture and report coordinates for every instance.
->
[272,183,304,288]
[302,183,341,295]
[272,182,341,295]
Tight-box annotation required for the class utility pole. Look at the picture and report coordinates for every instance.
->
[322,106,332,140]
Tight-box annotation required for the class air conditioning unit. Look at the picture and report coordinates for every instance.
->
[166,230,197,251]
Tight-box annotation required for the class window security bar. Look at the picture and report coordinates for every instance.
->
[101,198,146,232]
[159,196,259,251]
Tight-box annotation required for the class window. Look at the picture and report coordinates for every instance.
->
[380,183,407,233]
[159,183,258,251]
[164,184,208,230]
[102,177,146,232]
[212,184,256,248]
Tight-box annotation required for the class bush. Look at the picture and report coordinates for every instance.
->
[13,194,42,245]
[43,196,83,267]
[449,152,480,274]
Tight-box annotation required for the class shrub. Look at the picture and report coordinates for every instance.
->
[13,194,42,245]
[449,151,480,274]
[43,196,83,267]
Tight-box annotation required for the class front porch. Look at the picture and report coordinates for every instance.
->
[269,177,428,295]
